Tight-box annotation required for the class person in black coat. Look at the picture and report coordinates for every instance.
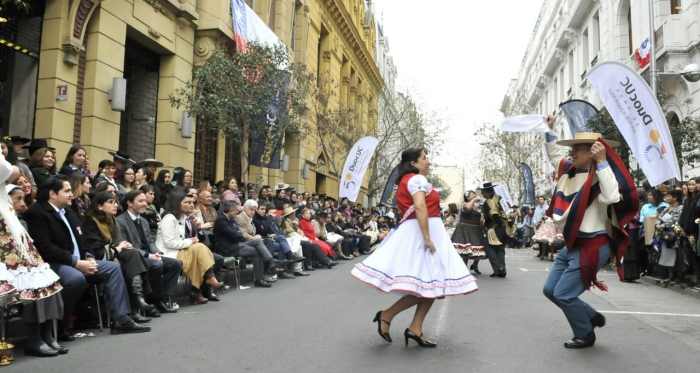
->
[252,203,305,278]
[24,175,149,339]
[213,200,286,288]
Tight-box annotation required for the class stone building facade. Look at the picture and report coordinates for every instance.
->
[503,0,700,179]
[0,0,381,199]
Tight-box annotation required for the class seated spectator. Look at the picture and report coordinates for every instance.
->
[195,189,217,237]
[298,208,335,258]
[273,183,291,210]
[8,184,28,217]
[1,137,35,187]
[325,212,355,259]
[337,213,371,256]
[92,160,118,190]
[115,166,136,198]
[213,200,287,287]
[25,175,149,339]
[28,147,58,186]
[156,191,223,305]
[154,170,171,212]
[15,173,35,209]
[252,202,305,279]
[138,184,161,239]
[117,190,180,314]
[218,177,241,211]
[82,191,157,323]
[280,207,337,272]
[235,199,285,283]
[133,165,151,189]
[1,168,66,357]
[69,173,91,219]
[312,211,344,259]
[59,145,87,176]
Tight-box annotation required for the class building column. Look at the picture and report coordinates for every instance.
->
[34,0,79,156]
[79,7,126,162]
[156,26,196,171]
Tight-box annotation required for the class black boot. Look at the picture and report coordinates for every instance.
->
[130,275,155,312]
[131,312,152,323]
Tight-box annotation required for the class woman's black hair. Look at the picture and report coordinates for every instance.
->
[155,169,170,188]
[667,189,683,203]
[61,145,86,169]
[648,188,663,206]
[139,184,155,194]
[396,147,425,185]
[1,138,18,165]
[86,191,117,224]
[170,167,185,186]
[164,191,187,219]
[464,190,475,203]
[448,203,459,215]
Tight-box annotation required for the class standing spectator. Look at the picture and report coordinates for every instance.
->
[92,160,118,189]
[655,190,684,285]
[154,169,171,211]
[108,151,136,179]
[134,158,163,183]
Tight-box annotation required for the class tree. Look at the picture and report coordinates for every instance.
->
[308,73,366,177]
[474,89,546,204]
[170,42,311,190]
[586,87,700,180]
[368,88,445,203]
[0,0,30,12]
[427,174,452,201]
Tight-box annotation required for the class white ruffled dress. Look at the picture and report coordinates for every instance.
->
[351,174,478,298]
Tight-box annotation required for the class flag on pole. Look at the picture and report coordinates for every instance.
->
[559,99,598,137]
[520,163,536,206]
[379,165,399,208]
[231,0,284,52]
[339,137,380,202]
[635,38,651,68]
[586,61,681,186]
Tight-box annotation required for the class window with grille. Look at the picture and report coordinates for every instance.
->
[224,136,242,182]
[194,123,218,183]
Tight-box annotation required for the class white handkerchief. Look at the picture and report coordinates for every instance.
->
[500,114,549,133]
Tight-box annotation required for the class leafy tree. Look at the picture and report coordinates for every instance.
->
[0,0,30,13]
[369,88,445,203]
[170,42,311,188]
[427,174,452,201]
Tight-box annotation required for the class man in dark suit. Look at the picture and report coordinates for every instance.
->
[213,200,286,288]
[117,190,180,314]
[24,175,150,339]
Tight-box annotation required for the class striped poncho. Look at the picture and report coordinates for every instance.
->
[545,138,639,290]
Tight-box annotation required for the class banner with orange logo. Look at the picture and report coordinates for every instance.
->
[586,61,680,185]
[339,137,379,202]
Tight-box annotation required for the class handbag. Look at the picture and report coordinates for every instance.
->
[660,230,676,245]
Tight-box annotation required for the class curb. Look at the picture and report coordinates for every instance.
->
[639,275,700,299]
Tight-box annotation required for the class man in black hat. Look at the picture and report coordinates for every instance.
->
[23,139,56,158]
[10,136,30,157]
[478,182,512,278]
[108,151,136,178]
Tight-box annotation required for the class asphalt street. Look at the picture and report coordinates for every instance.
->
[4,248,700,373]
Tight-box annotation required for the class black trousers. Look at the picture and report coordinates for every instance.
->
[146,256,182,301]
[300,240,330,267]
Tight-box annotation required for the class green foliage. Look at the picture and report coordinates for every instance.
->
[170,42,311,165]
[427,174,452,201]
[586,88,700,177]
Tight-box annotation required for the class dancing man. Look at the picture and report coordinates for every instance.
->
[542,115,638,348]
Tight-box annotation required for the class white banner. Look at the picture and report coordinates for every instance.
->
[493,183,513,214]
[542,145,555,192]
[586,61,680,185]
[338,137,379,202]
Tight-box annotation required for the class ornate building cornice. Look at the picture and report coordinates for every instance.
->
[321,0,384,90]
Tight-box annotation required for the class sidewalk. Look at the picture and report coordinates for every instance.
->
[639,275,700,299]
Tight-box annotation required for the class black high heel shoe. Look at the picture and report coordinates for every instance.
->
[404,328,437,347]
[373,311,392,342]
[469,264,481,275]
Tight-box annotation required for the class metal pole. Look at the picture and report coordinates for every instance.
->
[649,0,657,96]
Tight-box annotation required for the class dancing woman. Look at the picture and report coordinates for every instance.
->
[351,148,478,347]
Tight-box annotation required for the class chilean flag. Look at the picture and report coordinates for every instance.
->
[635,38,651,68]
[231,0,283,53]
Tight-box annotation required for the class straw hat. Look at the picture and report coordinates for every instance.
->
[556,132,620,148]
[275,182,290,190]
[135,158,164,168]
[281,206,297,217]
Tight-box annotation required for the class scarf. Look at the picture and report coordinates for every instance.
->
[90,216,114,245]
[547,138,638,290]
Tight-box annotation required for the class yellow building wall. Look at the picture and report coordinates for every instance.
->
[35,0,198,171]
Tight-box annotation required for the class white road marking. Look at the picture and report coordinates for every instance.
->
[520,268,529,271]
[434,296,450,337]
[600,310,700,318]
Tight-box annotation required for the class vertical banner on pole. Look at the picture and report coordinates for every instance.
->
[379,165,400,207]
[339,137,380,202]
[520,163,536,206]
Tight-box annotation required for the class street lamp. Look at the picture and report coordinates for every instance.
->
[681,63,700,82]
